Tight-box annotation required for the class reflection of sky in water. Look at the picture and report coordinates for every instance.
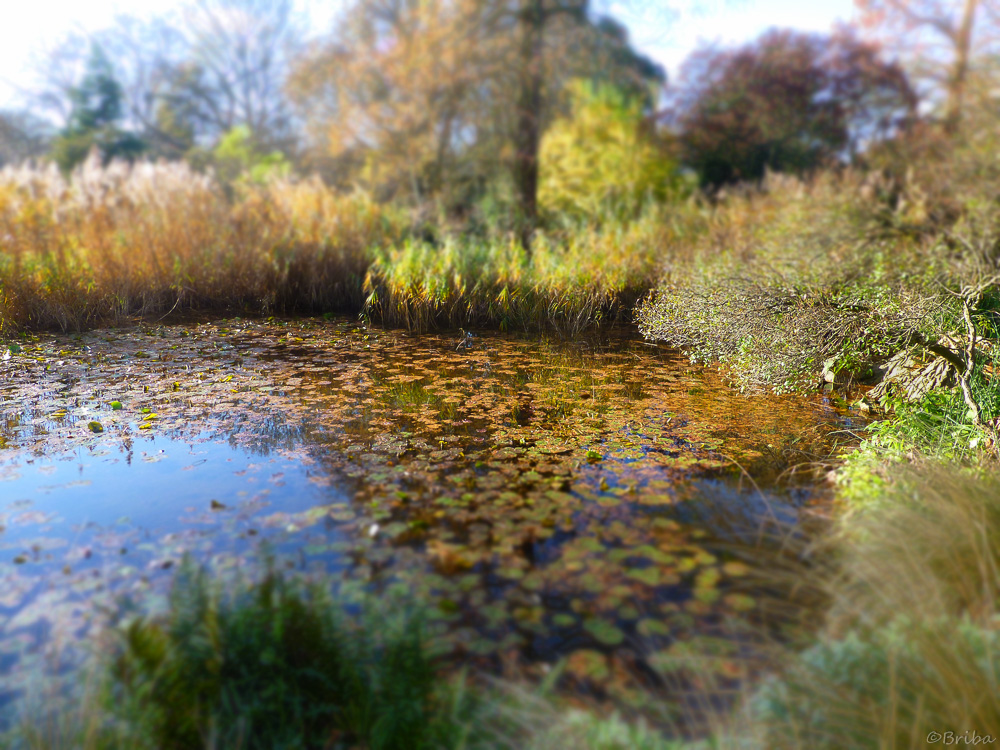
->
[1,436,339,538]
[0,436,349,693]
[674,478,809,530]
[0,435,354,713]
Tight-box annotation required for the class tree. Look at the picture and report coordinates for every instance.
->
[177,0,301,150]
[288,0,663,247]
[209,124,291,186]
[50,45,145,171]
[671,29,915,188]
[512,0,584,243]
[90,15,195,159]
[30,0,302,162]
[856,0,1000,132]
[289,0,499,202]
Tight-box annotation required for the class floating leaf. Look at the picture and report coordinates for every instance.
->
[723,593,756,612]
[0,316,855,697]
[636,618,672,637]
[583,618,625,646]
[722,561,750,577]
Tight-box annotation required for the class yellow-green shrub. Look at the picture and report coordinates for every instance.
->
[538,80,685,219]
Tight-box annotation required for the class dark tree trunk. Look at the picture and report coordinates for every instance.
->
[515,0,544,257]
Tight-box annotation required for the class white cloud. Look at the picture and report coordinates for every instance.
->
[612,0,857,83]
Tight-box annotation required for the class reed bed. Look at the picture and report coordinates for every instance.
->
[0,156,678,334]
[0,156,401,332]
[363,208,669,333]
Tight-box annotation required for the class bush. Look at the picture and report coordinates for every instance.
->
[751,618,1000,750]
[637,275,948,391]
[538,80,684,220]
[6,561,465,750]
[8,560,698,750]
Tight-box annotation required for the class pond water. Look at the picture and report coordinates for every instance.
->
[0,317,860,713]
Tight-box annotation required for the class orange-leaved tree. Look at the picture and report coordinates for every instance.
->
[287,0,664,251]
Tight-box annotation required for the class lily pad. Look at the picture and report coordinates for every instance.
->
[583,618,626,646]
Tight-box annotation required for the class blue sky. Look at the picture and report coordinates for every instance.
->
[0,0,857,110]
[608,0,857,74]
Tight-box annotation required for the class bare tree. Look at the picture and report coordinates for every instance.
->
[856,0,1000,131]
[181,0,301,149]
[25,0,303,156]
[94,16,193,156]
[25,33,90,125]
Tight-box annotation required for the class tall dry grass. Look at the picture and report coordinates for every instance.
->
[1,156,924,337]
[0,156,721,335]
[0,155,400,332]
[696,466,1000,750]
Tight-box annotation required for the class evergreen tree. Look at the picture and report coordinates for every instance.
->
[51,45,145,171]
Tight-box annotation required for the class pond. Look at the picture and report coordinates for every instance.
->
[0,317,860,716]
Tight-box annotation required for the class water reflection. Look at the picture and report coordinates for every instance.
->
[0,317,861,709]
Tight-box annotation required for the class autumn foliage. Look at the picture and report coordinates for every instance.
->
[671,28,915,187]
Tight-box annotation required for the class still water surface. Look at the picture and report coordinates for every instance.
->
[0,317,859,708]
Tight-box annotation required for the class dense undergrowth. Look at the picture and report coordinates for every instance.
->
[0,159,399,332]
[634,130,1000,748]
[634,137,1000,748]
[726,467,1000,750]
[7,561,684,750]
[638,165,1000,390]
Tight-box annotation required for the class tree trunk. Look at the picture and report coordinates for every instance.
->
[514,0,544,257]
[944,0,978,134]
